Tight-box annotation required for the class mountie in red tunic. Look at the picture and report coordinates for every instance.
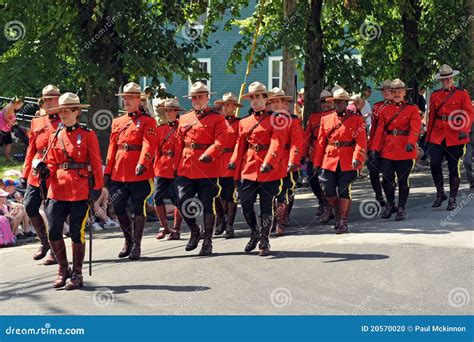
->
[104,110,158,182]
[313,111,367,172]
[22,114,61,187]
[371,101,421,160]
[302,110,332,160]
[219,115,240,178]
[230,110,287,182]
[175,108,227,179]
[154,120,180,179]
[426,86,474,147]
[46,124,103,201]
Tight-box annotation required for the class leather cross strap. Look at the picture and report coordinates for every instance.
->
[434,88,458,117]
[384,103,408,131]
[222,147,234,153]
[326,112,353,141]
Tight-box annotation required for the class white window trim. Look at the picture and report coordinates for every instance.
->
[268,56,283,90]
[188,58,211,94]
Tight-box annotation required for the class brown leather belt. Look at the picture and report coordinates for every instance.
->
[387,129,409,136]
[184,143,211,150]
[284,144,290,150]
[161,150,174,157]
[118,143,142,151]
[328,140,355,147]
[59,162,88,170]
[248,143,270,152]
[436,115,453,121]
[223,147,234,153]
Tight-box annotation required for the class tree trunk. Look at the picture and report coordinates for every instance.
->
[76,0,125,161]
[303,0,324,126]
[282,0,297,100]
[400,0,422,103]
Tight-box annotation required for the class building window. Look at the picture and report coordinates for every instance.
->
[268,56,282,90]
[188,58,211,93]
[139,76,150,90]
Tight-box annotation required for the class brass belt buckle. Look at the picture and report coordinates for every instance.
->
[253,144,260,152]
[333,141,340,148]
[122,143,129,151]
[63,162,69,170]
[190,142,196,150]
[167,150,173,156]
[393,129,398,136]
[442,115,447,121]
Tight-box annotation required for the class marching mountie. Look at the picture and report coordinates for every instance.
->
[426,64,474,210]
[154,98,184,241]
[43,93,103,290]
[313,88,367,234]
[104,82,158,260]
[21,85,61,265]
[302,90,334,222]
[175,82,227,256]
[367,80,393,208]
[229,82,286,256]
[267,87,303,236]
[370,79,421,221]
[213,92,241,239]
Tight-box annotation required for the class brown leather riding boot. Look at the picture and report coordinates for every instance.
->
[225,202,237,239]
[155,205,170,239]
[49,240,70,288]
[323,196,338,227]
[129,215,146,260]
[199,214,215,256]
[65,242,85,290]
[336,198,352,234]
[259,214,273,256]
[117,215,132,258]
[168,207,181,240]
[447,177,460,211]
[275,202,286,236]
[30,215,50,260]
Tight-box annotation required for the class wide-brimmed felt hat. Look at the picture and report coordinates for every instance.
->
[47,92,90,113]
[214,92,243,107]
[241,82,271,100]
[327,88,351,101]
[41,84,61,99]
[183,81,215,98]
[435,64,460,80]
[267,87,293,102]
[377,79,392,90]
[161,97,186,111]
[115,82,142,97]
[391,78,412,90]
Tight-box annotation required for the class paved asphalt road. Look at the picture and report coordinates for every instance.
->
[1,167,473,315]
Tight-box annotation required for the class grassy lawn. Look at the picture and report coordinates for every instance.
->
[0,155,22,178]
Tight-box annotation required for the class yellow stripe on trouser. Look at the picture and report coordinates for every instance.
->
[80,204,91,244]
[142,179,155,217]
[272,178,284,215]
[232,183,238,204]
[212,178,223,215]
[407,159,416,187]
[287,170,298,202]
[456,144,467,178]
